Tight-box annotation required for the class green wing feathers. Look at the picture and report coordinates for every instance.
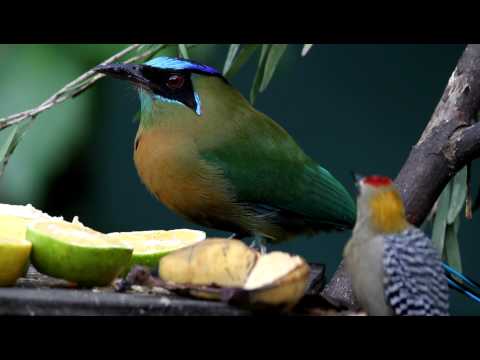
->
[200,107,356,239]
[299,163,356,229]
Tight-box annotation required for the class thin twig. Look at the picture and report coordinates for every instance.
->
[0,43,206,179]
[70,45,170,99]
[0,44,172,131]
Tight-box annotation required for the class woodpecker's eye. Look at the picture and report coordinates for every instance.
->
[166,74,185,90]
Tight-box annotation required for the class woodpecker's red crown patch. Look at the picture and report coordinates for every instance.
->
[363,175,393,187]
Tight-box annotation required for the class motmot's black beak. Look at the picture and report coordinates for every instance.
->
[94,63,152,90]
[95,62,202,116]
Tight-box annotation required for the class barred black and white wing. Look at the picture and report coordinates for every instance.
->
[383,227,449,316]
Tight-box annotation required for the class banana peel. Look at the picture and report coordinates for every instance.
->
[158,238,259,288]
[157,238,310,311]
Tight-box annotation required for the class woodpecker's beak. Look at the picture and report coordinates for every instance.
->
[351,171,364,195]
[94,63,153,90]
[351,171,364,184]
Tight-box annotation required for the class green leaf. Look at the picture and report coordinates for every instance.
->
[250,44,271,104]
[431,183,452,254]
[222,44,241,76]
[447,166,468,224]
[301,44,313,57]
[137,44,155,52]
[178,44,189,59]
[135,44,169,62]
[224,44,259,79]
[0,45,93,205]
[152,45,179,60]
[444,216,462,272]
[260,44,288,92]
[0,127,18,161]
[0,121,31,177]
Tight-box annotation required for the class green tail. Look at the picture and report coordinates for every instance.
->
[295,162,356,231]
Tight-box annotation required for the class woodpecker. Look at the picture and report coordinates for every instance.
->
[344,174,450,316]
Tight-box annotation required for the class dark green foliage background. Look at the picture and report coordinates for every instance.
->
[1,44,477,315]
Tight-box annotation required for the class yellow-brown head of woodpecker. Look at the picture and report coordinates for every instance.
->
[353,174,409,236]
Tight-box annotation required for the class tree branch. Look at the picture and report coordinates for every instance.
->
[323,44,480,308]
[395,44,480,226]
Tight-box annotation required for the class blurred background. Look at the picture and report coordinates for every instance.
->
[1,44,477,315]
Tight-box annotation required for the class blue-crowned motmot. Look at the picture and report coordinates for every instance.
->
[95,56,356,251]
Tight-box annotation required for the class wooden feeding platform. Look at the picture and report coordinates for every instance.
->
[0,263,361,316]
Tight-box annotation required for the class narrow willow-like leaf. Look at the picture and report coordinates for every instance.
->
[301,44,313,57]
[138,44,169,62]
[250,44,271,104]
[223,44,241,76]
[431,182,452,254]
[420,214,432,233]
[137,44,154,52]
[260,44,288,93]
[447,166,468,224]
[0,121,31,177]
[178,44,189,59]
[138,44,165,55]
[444,216,462,272]
[224,44,259,79]
[0,127,17,161]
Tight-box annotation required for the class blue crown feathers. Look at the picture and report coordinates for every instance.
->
[145,57,222,77]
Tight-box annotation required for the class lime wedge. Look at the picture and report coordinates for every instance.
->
[0,203,59,278]
[27,220,133,287]
[0,238,31,286]
[107,229,206,274]
[0,203,57,240]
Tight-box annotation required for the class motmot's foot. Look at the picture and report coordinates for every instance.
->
[227,233,236,239]
[249,236,267,254]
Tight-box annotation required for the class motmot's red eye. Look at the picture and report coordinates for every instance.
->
[166,74,185,89]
